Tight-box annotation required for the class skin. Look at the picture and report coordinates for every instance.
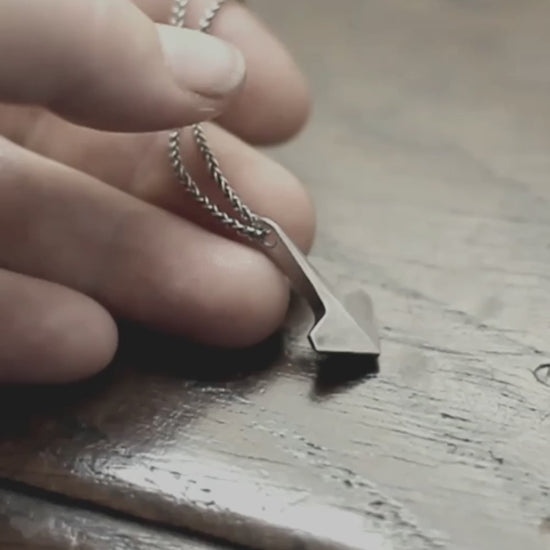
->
[0,0,315,384]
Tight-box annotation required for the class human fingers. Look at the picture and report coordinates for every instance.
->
[0,137,292,348]
[133,0,311,144]
[0,269,117,384]
[0,107,315,252]
[0,0,246,132]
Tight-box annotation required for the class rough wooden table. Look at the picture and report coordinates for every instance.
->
[2,0,550,549]
[0,486,228,550]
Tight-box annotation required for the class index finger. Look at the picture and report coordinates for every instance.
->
[133,0,312,144]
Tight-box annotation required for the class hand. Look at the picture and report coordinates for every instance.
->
[0,0,315,384]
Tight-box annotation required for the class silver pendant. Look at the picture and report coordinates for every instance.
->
[259,218,380,357]
[169,1,380,359]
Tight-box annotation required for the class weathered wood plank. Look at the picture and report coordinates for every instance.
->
[0,486,228,550]
[2,1,550,549]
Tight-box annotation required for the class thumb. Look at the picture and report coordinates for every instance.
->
[0,0,246,132]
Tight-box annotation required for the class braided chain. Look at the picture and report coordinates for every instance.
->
[168,0,268,241]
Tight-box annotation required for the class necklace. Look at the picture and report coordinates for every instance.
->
[168,0,380,358]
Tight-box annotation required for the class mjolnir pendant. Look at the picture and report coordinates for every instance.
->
[169,0,381,359]
[259,218,380,357]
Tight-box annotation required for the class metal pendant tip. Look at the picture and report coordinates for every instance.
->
[259,218,380,357]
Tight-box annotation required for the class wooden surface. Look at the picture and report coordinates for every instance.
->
[3,0,550,548]
[0,486,228,549]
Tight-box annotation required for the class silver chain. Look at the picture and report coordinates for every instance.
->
[168,0,269,241]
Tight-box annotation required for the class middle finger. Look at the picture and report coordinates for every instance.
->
[0,136,291,348]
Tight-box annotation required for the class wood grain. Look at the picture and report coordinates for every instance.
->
[0,486,228,550]
[2,0,550,549]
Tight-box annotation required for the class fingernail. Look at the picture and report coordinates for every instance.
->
[158,25,246,98]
